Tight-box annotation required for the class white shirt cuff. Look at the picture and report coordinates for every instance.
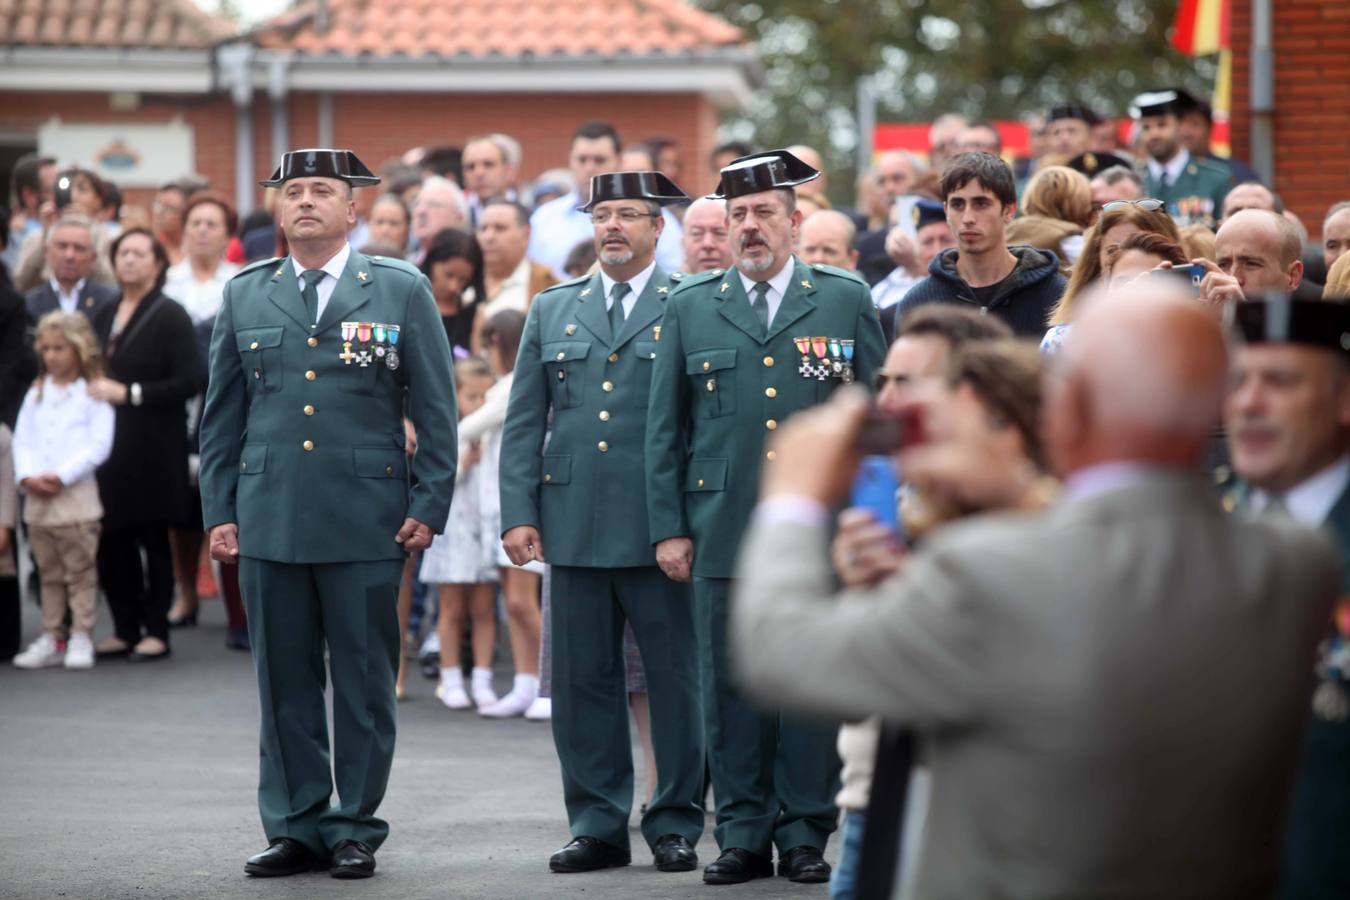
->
[752,495,831,529]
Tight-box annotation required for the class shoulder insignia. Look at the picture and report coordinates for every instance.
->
[539,273,591,295]
[668,266,725,295]
[230,256,283,282]
[369,255,419,275]
[1187,164,1198,176]
[671,272,685,280]
[807,263,868,286]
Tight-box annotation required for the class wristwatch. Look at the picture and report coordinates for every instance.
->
[129,382,143,407]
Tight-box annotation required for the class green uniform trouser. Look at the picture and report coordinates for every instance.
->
[550,564,704,852]
[694,576,840,858]
[240,557,403,856]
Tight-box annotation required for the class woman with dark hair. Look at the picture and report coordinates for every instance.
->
[88,228,202,661]
[420,228,486,358]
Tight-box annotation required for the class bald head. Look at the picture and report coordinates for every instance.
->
[1215,209,1303,294]
[682,196,732,273]
[799,210,859,270]
[1046,284,1227,475]
[787,144,827,194]
[1220,182,1279,224]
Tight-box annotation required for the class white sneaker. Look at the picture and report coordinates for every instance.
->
[480,683,536,719]
[524,697,552,721]
[63,633,95,670]
[470,668,499,708]
[438,683,472,709]
[13,634,63,669]
[419,630,441,657]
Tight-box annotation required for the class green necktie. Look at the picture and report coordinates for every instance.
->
[301,269,325,326]
[609,281,631,337]
[751,281,770,336]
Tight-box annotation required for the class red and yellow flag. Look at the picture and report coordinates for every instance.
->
[1171,0,1232,155]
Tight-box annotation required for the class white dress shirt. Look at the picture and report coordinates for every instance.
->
[292,243,352,323]
[1147,148,1191,187]
[49,277,87,314]
[164,259,241,325]
[599,260,656,318]
[738,255,796,328]
[13,376,115,487]
[1251,455,1350,528]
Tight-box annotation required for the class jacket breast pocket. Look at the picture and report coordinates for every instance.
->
[236,326,285,395]
[543,341,590,410]
[338,348,385,397]
[632,340,658,408]
[686,348,737,418]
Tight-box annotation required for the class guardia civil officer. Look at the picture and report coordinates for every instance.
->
[1133,89,1233,229]
[644,150,886,885]
[199,150,457,879]
[499,170,704,875]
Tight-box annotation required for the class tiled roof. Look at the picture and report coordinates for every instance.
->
[0,0,234,48]
[254,0,746,59]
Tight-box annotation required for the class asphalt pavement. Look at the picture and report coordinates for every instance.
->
[1,593,834,900]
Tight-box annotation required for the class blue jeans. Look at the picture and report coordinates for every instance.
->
[830,810,866,900]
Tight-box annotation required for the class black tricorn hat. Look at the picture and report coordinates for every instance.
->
[913,198,946,231]
[1066,150,1133,178]
[1048,104,1102,127]
[710,149,820,200]
[260,149,380,188]
[1232,297,1350,356]
[577,171,691,213]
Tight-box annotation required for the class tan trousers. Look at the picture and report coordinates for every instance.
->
[29,522,101,637]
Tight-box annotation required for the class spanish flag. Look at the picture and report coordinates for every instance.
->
[1171,0,1232,156]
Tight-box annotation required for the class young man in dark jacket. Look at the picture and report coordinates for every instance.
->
[893,152,1066,337]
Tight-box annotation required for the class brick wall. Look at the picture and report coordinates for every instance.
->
[1228,0,1350,238]
[2,88,721,213]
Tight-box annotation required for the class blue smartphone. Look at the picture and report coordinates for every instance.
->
[850,456,903,541]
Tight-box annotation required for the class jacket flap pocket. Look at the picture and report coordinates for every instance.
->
[634,340,658,361]
[685,348,737,375]
[685,457,727,492]
[542,454,571,485]
[236,326,285,352]
[542,341,592,363]
[353,446,408,479]
[238,442,267,474]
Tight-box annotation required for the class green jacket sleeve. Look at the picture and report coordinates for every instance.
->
[498,296,549,535]
[402,271,458,530]
[199,280,246,531]
[644,288,691,544]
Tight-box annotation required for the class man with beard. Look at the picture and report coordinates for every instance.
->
[645,149,886,886]
[499,171,705,876]
[1223,298,1350,898]
[1133,89,1232,228]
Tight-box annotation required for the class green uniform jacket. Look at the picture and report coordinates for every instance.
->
[200,249,458,563]
[499,266,680,568]
[1143,153,1233,229]
[645,258,886,579]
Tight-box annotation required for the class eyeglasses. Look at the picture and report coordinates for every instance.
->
[590,210,659,225]
[1101,198,1165,213]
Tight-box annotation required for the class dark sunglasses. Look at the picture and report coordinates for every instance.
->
[1101,198,1165,213]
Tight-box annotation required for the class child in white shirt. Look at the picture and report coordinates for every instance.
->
[12,311,115,670]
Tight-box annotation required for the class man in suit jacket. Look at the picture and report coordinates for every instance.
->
[23,215,117,322]
[500,171,704,876]
[1224,298,1350,899]
[645,149,886,885]
[733,288,1340,900]
[199,149,457,880]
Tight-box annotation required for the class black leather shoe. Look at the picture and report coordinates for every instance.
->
[127,647,171,663]
[652,834,698,872]
[703,847,773,885]
[244,838,323,877]
[330,839,376,879]
[778,845,831,883]
[167,610,198,628]
[549,836,631,873]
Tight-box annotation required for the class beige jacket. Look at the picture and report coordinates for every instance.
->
[734,473,1340,900]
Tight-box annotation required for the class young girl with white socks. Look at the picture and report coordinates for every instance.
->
[421,357,501,709]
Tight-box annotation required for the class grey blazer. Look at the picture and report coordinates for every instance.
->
[733,473,1340,900]
[24,280,117,323]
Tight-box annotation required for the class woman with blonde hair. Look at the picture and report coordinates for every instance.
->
[1020,165,1095,229]
[1324,252,1350,300]
[1041,200,1181,351]
[1178,223,1217,262]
